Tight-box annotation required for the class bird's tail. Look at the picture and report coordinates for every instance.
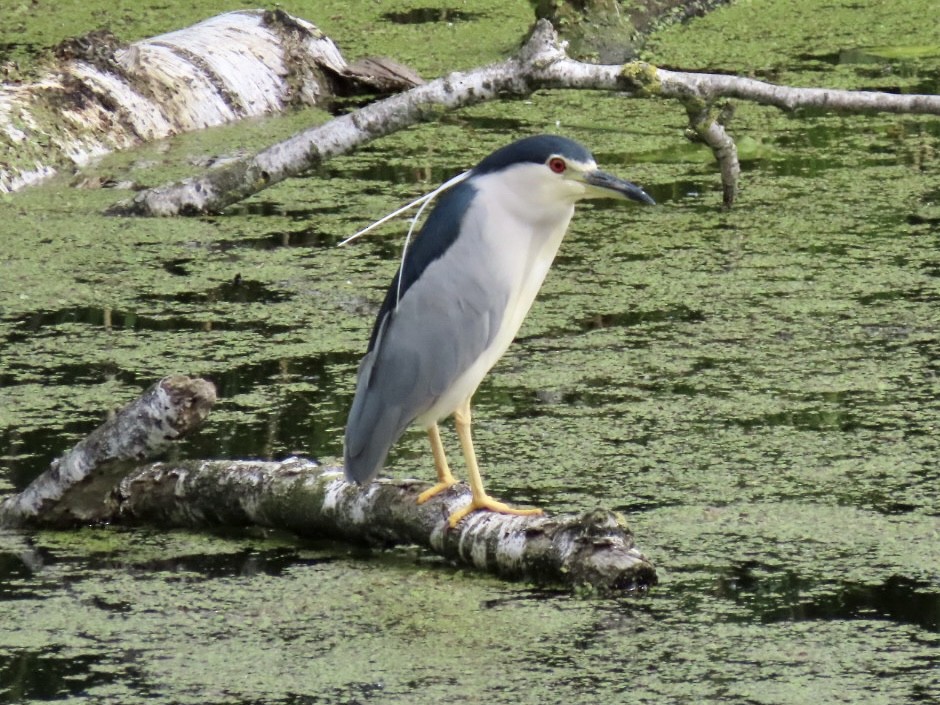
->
[343,436,388,485]
[343,351,409,485]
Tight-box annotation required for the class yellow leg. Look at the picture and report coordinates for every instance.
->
[447,398,542,527]
[416,423,458,504]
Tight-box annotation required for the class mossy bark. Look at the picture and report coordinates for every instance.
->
[116,459,657,591]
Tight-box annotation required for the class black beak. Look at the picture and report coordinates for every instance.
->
[583,170,655,205]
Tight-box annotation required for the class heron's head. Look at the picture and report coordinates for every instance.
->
[470,134,655,208]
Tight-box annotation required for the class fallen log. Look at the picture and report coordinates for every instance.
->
[0,9,420,193]
[0,377,656,593]
[116,459,655,592]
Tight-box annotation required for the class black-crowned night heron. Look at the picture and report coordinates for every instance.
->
[345,134,654,527]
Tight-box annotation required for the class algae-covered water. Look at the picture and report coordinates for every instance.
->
[1,1,939,703]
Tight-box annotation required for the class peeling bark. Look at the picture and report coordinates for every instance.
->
[0,377,655,592]
[108,18,940,216]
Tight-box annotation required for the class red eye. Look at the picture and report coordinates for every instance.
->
[548,157,566,174]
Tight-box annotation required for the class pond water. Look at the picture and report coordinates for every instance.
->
[1,1,939,703]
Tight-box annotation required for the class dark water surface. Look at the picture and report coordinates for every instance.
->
[2,1,940,703]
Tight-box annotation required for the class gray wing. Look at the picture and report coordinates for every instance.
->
[343,215,508,484]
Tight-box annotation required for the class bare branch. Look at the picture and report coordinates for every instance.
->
[108,18,940,216]
[106,52,533,216]
[655,68,940,114]
[682,100,740,207]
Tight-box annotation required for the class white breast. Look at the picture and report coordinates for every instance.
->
[416,168,576,426]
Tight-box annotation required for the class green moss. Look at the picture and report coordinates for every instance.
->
[620,60,662,95]
[643,0,940,92]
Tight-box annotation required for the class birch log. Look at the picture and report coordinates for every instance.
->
[0,377,655,592]
[108,18,940,216]
[0,10,419,193]
[116,459,655,592]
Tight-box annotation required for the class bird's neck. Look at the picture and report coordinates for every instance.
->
[472,170,577,237]
[470,173,576,341]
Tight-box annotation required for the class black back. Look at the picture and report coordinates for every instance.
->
[365,134,593,352]
[367,180,478,351]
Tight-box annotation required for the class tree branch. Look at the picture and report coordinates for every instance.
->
[654,67,940,114]
[0,375,216,527]
[0,377,655,592]
[683,100,740,208]
[116,458,656,592]
[106,18,940,217]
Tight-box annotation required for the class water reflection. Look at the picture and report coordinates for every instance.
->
[0,649,117,701]
[184,352,357,463]
[0,549,47,600]
[661,179,709,201]
[6,286,295,342]
[221,201,347,221]
[381,7,484,24]
[718,565,940,632]
[324,161,455,186]
[212,228,340,251]
[145,276,293,305]
[94,546,335,579]
[578,306,707,332]
[796,46,940,93]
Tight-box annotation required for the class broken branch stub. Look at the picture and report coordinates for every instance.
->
[0,375,216,527]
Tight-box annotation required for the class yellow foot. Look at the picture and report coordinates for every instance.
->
[447,495,543,528]
[416,480,458,504]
